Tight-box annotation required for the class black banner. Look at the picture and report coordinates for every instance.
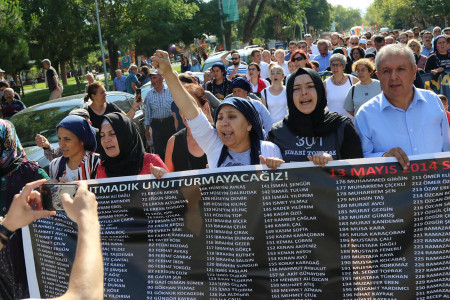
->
[24,153,450,299]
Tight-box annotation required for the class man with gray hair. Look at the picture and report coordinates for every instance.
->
[355,44,450,170]
[311,40,332,71]
[42,59,63,100]
[113,69,127,92]
[125,64,139,94]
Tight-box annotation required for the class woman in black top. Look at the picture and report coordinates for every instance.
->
[262,67,362,169]
[165,84,209,172]
[84,81,140,130]
[425,35,450,76]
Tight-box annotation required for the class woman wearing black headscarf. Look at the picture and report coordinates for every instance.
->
[265,68,362,168]
[151,50,282,168]
[96,112,168,178]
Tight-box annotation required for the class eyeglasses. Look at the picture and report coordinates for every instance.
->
[330,63,343,68]
[355,68,368,73]
[248,68,257,71]
[350,42,358,45]
[231,57,240,60]
[293,56,304,62]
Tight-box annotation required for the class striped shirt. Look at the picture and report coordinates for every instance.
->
[49,151,101,181]
[226,63,248,77]
[144,86,174,126]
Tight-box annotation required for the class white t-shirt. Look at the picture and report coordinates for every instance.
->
[324,75,355,120]
[262,87,287,124]
[187,112,282,168]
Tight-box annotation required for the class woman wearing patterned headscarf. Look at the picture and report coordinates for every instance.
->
[0,119,49,299]
[150,50,282,168]
[48,115,100,181]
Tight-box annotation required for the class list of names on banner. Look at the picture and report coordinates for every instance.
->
[27,156,450,299]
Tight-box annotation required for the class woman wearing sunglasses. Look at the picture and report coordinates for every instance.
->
[247,62,270,98]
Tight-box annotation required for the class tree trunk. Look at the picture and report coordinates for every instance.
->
[107,39,119,80]
[60,60,68,85]
[242,0,268,44]
[69,60,81,94]
[225,22,232,50]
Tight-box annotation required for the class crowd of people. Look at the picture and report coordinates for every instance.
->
[0,26,449,299]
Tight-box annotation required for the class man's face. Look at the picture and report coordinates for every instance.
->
[87,75,94,84]
[305,36,313,45]
[349,38,359,48]
[318,44,328,56]
[150,74,163,89]
[232,87,248,99]
[288,44,298,53]
[407,32,413,40]
[43,63,49,70]
[211,67,223,80]
[433,27,441,37]
[377,54,416,104]
[413,28,419,36]
[399,34,408,44]
[261,52,270,63]
[252,52,261,64]
[422,33,432,44]
[375,40,385,51]
[366,40,373,48]
[132,68,138,74]
[115,71,122,78]
[331,35,339,45]
[298,43,307,52]
[385,37,394,45]
[3,89,14,103]
[231,54,241,66]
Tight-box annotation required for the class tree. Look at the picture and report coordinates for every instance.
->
[0,0,29,79]
[241,0,269,44]
[330,5,362,32]
[304,0,331,32]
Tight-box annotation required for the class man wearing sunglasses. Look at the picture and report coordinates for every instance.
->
[220,49,248,80]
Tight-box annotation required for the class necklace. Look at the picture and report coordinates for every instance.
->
[332,75,346,85]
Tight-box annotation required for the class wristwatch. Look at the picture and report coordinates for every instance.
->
[0,222,15,242]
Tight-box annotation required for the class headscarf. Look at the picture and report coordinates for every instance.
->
[213,97,263,167]
[284,68,347,137]
[433,35,450,57]
[0,119,25,177]
[231,77,251,93]
[101,112,145,177]
[57,115,97,152]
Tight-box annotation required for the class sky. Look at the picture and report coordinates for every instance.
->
[327,0,374,14]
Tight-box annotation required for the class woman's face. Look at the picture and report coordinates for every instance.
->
[355,64,370,82]
[58,127,84,159]
[215,105,252,152]
[293,54,306,69]
[292,74,317,115]
[270,69,284,84]
[408,42,421,55]
[248,65,260,79]
[330,60,345,76]
[352,50,361,60]
[435,37,447,54]
[92,86,107,104]
[100,123,120,157]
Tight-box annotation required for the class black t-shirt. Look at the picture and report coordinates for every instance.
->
[425,52,450,72]
[269,120,363,162]
[88,102,122,130]
[172,128,207,171]
[46,68,57,91]
[205,79,232,99]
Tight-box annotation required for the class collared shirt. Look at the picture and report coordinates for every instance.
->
[226,63,248,76]
[125,73,138,94]
[421,45,434,57]
[312,52,332,72]
[144,86,174,126]
[113,75,127,92]
[355,87,450,157]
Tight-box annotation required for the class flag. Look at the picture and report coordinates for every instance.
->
[222,0,239,22]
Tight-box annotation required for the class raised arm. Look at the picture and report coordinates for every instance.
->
[220,51,231,66]
[151,50,201,121]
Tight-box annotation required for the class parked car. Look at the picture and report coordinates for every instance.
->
[201,48,254,72]
[9,92,146,171]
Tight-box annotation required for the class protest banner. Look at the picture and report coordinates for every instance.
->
[422,69,450,99]
[24,153,450,299]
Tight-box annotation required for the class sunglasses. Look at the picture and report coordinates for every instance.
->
[231,57,240,60]
[293,56,304,62]
[248,68,257,71]
[351,42,358,45]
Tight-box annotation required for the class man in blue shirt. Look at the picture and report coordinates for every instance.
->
[113,69,127,92]
[125,65,139,94]
[1,88,25,119]
[420,31,434,57]
[284,41,298,61]
[355,44,450,170]
[312,40,332,72]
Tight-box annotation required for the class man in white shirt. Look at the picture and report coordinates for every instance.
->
[305,34,319,56]
[247,49,269,79]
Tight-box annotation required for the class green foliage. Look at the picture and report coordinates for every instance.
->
[28,65,41,80]
[330,5,363,32]
[0,0,29,75]
[304,0,331,31]
[365,0,449,29]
